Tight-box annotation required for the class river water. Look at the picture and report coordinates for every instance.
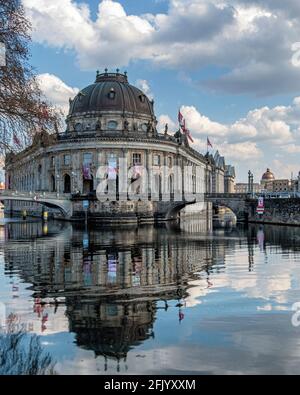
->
[0,214,300,375]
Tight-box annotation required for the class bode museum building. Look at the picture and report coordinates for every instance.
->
[4,71,235,222]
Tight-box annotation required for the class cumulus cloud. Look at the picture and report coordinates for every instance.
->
[157,96,300,176]
[271,160,300,180]
[179,102,297,146]
[157,114,177,133]
[37,73,79,115]
[22,0,300,95]
[136,79,154,100]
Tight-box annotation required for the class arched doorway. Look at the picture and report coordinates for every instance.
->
[64,174,71,193]
[50,175,55,192]
[83,176,94,194]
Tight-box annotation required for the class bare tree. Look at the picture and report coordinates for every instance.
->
[0,0,61,154]
[0,330,57,375]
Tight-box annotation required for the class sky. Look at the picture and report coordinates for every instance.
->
[20,0,300,182]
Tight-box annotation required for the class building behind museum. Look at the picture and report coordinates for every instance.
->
[234,168,300,194]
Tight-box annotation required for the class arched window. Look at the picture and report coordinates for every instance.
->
[64,174,71,193]
[108,88,116,100]
[50,175,55,192]
[107,120,118,130]
[169,175,174,200]
[154,174,162,201]
[38,165,42,190]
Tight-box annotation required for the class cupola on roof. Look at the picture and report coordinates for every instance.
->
[261,168,275,181]
[68,70,155,118]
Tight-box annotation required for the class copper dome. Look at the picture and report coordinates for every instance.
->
[68,71,154,118]
[261,168,275,181]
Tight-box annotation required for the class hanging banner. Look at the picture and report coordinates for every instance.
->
[257,196,265,214]
[82,164,92,180]
[108,158,117,180]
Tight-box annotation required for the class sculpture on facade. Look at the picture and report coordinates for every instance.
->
[95,119,102,131]
[124,119,129,132]
[164,123,168,136]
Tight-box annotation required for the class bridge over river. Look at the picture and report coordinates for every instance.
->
[1,190,299,226]
[0,190,73,218]
[0,190,251,221]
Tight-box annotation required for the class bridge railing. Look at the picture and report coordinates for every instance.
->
[0,190,72,200]
[205,193,250,199]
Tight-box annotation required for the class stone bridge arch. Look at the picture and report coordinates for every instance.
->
[205,193,249,222]
[164,199,197,220]
[0,192,73,219]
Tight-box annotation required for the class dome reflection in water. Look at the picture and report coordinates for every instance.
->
[1,218,300,374]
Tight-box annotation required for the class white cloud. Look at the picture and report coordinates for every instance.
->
[180,105,228,137]
[157,97,300,176]
[136,79,154,100]
[22,0,300,95]
[271,160,300,180]
[178,102,296,146]
[37,73,79,115]
[157,114,177,134]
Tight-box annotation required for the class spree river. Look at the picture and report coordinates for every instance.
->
[0,215,300,375]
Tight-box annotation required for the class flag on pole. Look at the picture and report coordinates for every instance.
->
[185,129,194,143]
[181,120,194,143]
[178,110,184,126]
[207,137,213,148]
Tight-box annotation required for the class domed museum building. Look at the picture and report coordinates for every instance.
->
[4,71,234,223]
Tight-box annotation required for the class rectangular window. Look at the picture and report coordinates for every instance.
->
[64,154,71,166]
[108,153,117,180]
[132,153,142,165]
[51,156,55,167]
[153,154,160,166]
[83,153,93,165]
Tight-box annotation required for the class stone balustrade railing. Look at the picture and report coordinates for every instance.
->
[0,190,72,200]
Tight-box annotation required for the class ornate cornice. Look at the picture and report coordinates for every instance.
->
[6,131,207,167]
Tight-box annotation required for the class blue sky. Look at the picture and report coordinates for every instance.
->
[22,0,300,182]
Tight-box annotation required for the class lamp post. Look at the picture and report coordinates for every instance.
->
[248,170,251,194]
[248,170,254,197]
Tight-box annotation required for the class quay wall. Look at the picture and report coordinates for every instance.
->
[247,198,300,226]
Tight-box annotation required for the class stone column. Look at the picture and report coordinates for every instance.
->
[145,150,151,200]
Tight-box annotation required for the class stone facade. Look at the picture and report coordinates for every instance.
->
[224,165,236,193]
[234,183,261,194]
[4,71,235,222]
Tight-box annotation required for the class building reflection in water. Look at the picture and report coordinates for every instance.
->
[2,219,213,366]
[2,219,300,370]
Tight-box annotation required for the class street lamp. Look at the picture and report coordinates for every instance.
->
[248,170,254,197]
